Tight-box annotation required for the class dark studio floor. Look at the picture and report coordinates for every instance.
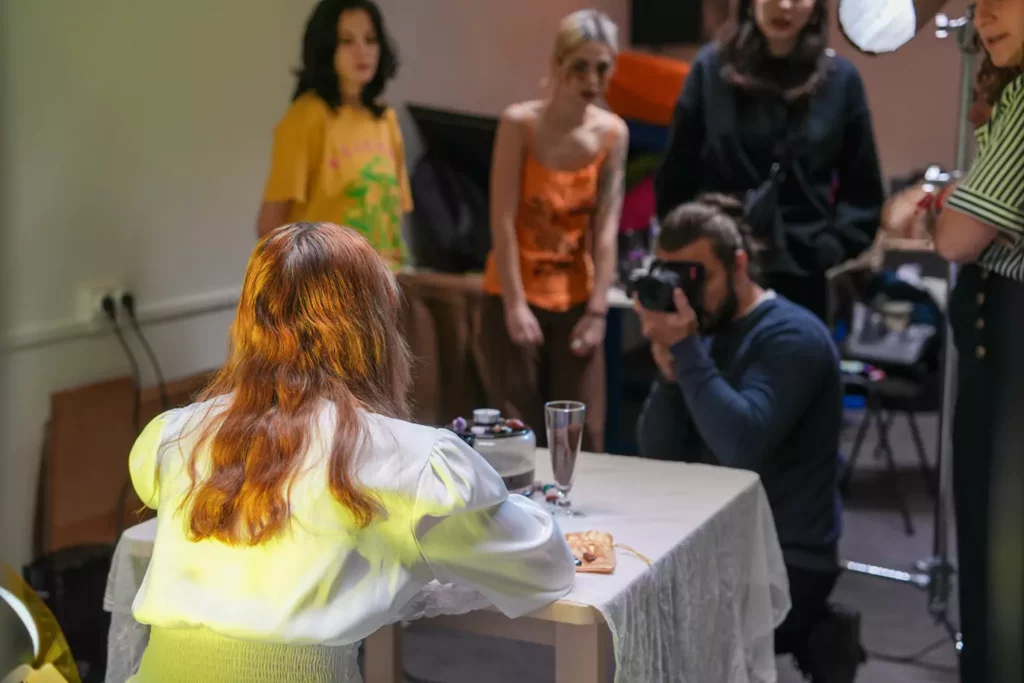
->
[401,410,961,682]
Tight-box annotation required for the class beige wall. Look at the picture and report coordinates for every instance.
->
[835,0,972,181]
[0,0,319,568]
[1,0,971,569]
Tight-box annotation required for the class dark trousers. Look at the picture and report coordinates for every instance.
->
[775,564,840,657]
[762,272,830,324]
[990,308,1024,683]
[948,265,1024,683]
[479,296,606,453]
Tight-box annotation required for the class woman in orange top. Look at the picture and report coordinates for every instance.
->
[481,10,628,452]
[256,0,412,271]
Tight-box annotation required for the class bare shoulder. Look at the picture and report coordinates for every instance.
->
[588,108,628,162]
[607,112,630,143]
[500,100,543,127]
[591,106,628,144]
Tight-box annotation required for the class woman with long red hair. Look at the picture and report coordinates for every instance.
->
[125,222,575,682]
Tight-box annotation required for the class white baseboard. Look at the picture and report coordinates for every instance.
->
[0,285,242,353]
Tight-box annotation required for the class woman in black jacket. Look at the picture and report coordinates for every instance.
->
[656,0,884,322]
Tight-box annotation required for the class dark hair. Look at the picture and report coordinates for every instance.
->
[974,43,1022,107]
[658,194,761,279]
[292,0,398,118]
[718,0,830,101]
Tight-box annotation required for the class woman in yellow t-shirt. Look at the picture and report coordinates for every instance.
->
[256,0,412,270]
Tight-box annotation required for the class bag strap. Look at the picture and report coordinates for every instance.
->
[767,103,808,185]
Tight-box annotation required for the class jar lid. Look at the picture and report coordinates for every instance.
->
[473,408,501,425]
[449,413,531,440]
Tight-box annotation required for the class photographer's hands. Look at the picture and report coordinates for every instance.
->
[649,342,677,382]
[635,289,699,349]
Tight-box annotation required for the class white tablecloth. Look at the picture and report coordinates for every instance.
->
[105,453,789,683]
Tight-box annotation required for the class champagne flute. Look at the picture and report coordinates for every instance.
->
[545,401,586,516]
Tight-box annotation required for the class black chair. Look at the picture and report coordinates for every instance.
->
[841,370,938,536]
[835,265,944,536]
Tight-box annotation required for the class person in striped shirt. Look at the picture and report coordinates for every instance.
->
[884,2,1023,681]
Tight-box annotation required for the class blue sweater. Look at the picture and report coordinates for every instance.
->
[637,296,842,571]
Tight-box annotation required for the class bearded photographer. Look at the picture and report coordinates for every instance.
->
[634,195,861,683]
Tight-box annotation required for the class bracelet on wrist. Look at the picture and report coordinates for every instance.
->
[584,308,607,319]
[935,184,953,214]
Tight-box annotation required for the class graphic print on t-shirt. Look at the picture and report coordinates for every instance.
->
[263,97,413,271]
[340,155,405,266]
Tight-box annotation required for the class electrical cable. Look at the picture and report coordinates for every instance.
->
[102,295,143,538]
[101,296,141,436]
[121,292,169,412]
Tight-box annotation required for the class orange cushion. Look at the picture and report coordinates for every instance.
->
[606,52,691,127]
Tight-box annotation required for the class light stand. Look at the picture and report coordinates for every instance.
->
[841,8,978,654]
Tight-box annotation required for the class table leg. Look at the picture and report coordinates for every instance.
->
[555,622,610,683]
[363,623,402,683]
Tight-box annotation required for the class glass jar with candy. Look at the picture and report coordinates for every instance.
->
[449,409,536,495]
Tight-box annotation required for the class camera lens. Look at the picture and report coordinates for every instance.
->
[637,269,679,312]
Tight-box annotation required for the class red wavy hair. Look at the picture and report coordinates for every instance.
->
[181,222,411,545]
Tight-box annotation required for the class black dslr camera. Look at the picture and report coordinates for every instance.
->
[630,260,706,316]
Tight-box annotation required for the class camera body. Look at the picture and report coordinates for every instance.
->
[631,260,706,317]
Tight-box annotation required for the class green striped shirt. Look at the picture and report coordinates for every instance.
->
[947,74,1024,280]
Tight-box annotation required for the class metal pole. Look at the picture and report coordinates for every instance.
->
[842,9,978,652]
[928,6,975,631]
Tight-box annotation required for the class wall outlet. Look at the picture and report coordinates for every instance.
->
[76,281,123,324]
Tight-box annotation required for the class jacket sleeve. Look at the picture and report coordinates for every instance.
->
[821,68,884,266]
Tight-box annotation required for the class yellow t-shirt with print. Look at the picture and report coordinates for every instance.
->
[262,92,413,269]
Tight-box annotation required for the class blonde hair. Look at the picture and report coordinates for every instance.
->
[553,9,619,63]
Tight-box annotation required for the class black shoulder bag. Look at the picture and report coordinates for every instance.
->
[742,105,808,270]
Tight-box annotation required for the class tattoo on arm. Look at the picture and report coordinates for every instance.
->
[598,134,627,216]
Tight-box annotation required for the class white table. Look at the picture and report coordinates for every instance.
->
[105,452,789,683]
